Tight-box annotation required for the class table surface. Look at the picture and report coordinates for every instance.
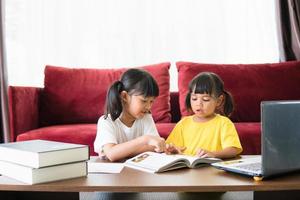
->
[1,156,300,193]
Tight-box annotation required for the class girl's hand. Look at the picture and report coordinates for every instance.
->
[145,135,166,153]
[196,148,216,158]
[165,143,186,155]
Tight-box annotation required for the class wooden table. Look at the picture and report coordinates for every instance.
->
[1,163,300,200]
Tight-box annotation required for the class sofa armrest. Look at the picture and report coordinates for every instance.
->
[8,86,42,141]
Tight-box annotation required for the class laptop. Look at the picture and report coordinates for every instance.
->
[212,101,300,179]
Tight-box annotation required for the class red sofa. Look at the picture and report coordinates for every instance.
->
[8,61,300,156]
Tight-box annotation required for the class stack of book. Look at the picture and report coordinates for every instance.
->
[0,139,89,184]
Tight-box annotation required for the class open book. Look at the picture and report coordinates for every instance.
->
[124,151,221,173]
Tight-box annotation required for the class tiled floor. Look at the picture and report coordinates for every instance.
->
[80,191,253,200]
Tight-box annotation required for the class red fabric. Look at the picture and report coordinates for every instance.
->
[170,92,181,123]
[234,122,261,155]
[177,61,300,122]
[156,123,176,139]
[40,63,171,126]
[8,86,42,141]
[16,124,97,156]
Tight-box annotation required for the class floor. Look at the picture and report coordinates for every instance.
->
[80,191,253,200]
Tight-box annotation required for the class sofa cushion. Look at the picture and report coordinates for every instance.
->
[40,63,171,126]
[177,61,300,122]
[234,122,261,155]
[156,123,176,139]
[16,124,98,156]
[15,122,260,156]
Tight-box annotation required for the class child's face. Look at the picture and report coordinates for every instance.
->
[123,93,155,119]
[190,93,222,120]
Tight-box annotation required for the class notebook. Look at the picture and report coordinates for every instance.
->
[212,101,300,179]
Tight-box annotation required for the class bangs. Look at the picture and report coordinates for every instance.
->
[191,76,215,95]
[130,77,159,97]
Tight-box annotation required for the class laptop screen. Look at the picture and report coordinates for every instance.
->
[261,101,300,177]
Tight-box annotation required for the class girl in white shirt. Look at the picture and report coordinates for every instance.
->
[94,68,166,161]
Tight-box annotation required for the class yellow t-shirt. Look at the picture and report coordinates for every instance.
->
[166,114,243,156]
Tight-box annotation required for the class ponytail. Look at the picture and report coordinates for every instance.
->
[104,81,124,121]
[222,90,234,117]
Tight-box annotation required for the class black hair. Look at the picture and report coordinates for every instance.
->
[185,72,234,117]
[105,68,159,121]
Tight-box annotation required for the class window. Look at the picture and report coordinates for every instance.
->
[6,0,278,91]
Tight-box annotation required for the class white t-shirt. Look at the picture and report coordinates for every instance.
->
[93,113,159,154]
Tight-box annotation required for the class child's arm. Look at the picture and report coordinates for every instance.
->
[103,135,165,162]
[165,119,185,155]
[196,147,240,159]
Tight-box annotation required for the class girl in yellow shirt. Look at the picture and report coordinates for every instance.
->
[166,72,242,159]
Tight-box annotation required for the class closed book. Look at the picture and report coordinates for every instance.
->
[0,160,87,184]
[125,152,221,173]
[0,140,89,168]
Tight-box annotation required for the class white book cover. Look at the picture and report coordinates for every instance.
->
[124,152,221,173]
[0,140,89,168]
[0,160,87,184]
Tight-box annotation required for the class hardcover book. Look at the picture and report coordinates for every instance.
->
[124,151,221,173]
[0,140,89,168]
[0,160,87,184]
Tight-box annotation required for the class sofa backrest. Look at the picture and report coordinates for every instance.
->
[177,61,300,122]
[33,61,300,125]
[170,92,181,123]
[39,63,171,126]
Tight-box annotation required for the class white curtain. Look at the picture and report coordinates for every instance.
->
[5,0,278,91]
[1,0,9,142]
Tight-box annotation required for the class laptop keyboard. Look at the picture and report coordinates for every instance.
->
[235,162,261,172]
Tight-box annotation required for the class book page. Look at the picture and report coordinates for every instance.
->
[173,154,198,166]
[126,152,181,172]
[88,162,124,174]
[173,154,221,167]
